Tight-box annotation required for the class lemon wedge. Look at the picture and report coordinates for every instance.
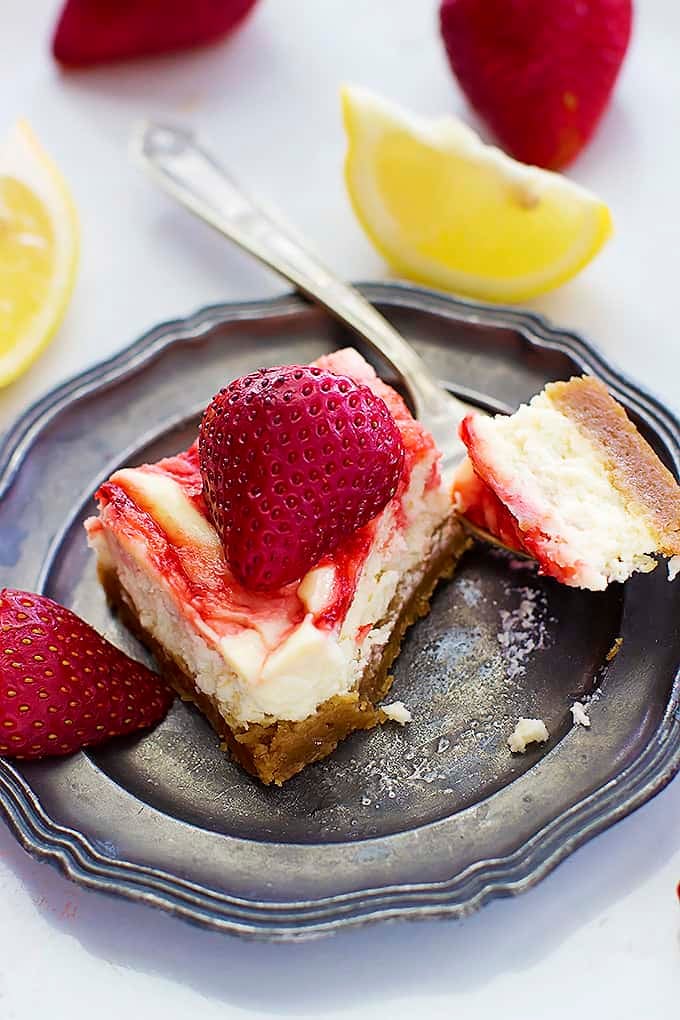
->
[342,87,612,303]
[0,120,79,387]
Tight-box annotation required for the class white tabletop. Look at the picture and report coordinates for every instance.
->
[1,2,679,1016]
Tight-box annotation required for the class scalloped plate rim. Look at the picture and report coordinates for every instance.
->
[0,282,678,941]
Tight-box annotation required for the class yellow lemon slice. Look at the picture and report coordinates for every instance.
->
[342,87,612,303]
[0,120,79,387]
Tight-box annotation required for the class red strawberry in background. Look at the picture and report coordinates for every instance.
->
[0,589,172,760]
[199,365,405,591]
[53,0,258,67]
[439,0,633,169]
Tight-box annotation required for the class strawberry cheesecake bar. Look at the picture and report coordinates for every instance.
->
[86,349,469,785]
[453,376,680,590]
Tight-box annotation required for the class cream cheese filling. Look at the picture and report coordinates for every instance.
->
[469,393,659,589]
[88,450,453,725]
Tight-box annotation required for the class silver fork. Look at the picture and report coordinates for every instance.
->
[133,122,519,555]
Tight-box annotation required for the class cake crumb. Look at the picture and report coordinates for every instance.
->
[606,637,623,661]
[507,717,549,754]
[668,556,680,582]
[382,701,412,725]
[571,701,591,728]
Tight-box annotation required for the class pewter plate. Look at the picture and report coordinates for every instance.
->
[1,284,679,940]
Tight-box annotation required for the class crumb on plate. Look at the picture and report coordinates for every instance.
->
[606,637,623,661]
[570,701,591,728]
[507,717,549,754]
[382,701,412,725]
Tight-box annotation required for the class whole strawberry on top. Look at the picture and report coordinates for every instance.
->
[53,0,258,67]
[199,364,405,591]
[0,589,172,760]
[440,0,633,169]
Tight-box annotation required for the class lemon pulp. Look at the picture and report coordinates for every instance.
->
[0,122,78,387]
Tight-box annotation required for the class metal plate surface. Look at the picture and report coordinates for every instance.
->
[0,284,678,940]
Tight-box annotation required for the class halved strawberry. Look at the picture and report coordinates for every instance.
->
[0,589,172,760]
[198,365,406,590]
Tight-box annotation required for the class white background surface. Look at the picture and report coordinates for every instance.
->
[1,1,679,1017]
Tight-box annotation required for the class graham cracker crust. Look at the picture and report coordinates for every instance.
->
[547,376,680,555]
[99,522,470,786]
